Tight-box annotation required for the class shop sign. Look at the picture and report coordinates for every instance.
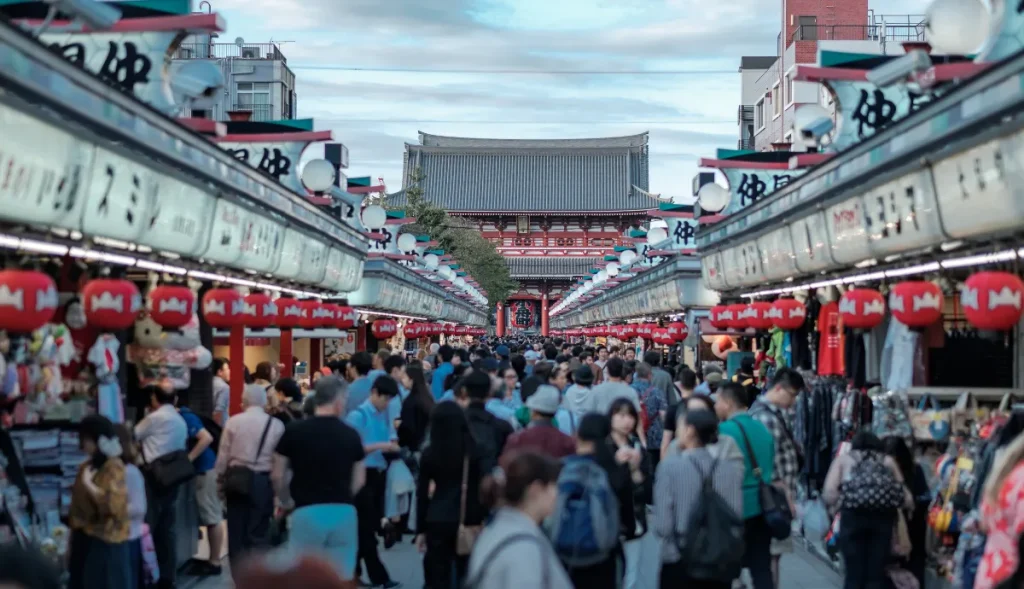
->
[276,228,306,280]
[932,132,1024,240]
[41,31,181,115]
[829,81,939,152]
[665,217,699,252]
[203,199,249,265]
[701,252,729,291]
[369,224,399,255]
[863,170,943,257]
[720,168,806,216]
[81,147,161,243]
[789,211,835,273]
[0,103,92,230]
[825,195,871,264]
[757,227,797,282]
[337,255,363,293]
[136,176,216,257]
[319,248,345,290]
[221,140,307,195]
[296,238,329,285]
[722,242,763,288]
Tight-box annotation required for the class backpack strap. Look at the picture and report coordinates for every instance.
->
[464,533,551,589]
[733,420,766,483]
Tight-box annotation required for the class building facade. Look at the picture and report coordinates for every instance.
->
[393,132,654,334]
[739,7,927,151]
[172,36,297,122]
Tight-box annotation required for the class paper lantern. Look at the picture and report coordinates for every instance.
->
[81,278,141,331]
[276,297,304,328]
[667,321,689,342]
[243,293,277,328]
[652,328,673,345]
[726,303,749,330]
[201,288,244,329]
[889,281,944,328]
[456,325,469,336]
[371,319,397,339]
[620,324,637,339]
[709,305,731,330]
[744,302,774,331]
[335,305,358,329]
[149,284,195,329]
[769,299,806,330]
[311,301,336,328]
[839,288,886,329]
[404,322,420,338]
[0,270,58,332]
[961,272,1024,331]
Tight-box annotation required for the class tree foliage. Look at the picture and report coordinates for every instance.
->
[393,168,517,307]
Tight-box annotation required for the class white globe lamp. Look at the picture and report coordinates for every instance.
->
[620,250,638,267]
[926,0,990,55]
[361,205,387,230]
[606,262,620,277]
[454,277,466,289]
[697,182,731,213]
[301,159,336,192]
[596,270,608,284]
[439,266,454,280]
[647,226,668,245]
[423,253,439,269]
[397,233,417,252]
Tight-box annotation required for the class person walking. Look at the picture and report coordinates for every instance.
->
[562,364,596,424]
[114,425,147,589]
[466,451,571,589]
[462,371,514,474]
[273,376,366,581]
[178,403,224,576]
[397,363,434,454]
[632,362,666,469]
[716,382,777,589]
[607,399,651,589]
[345,352,376,415]
[211,357,231,426]
[643,351,677,406]
[501,385,576,460]
[431,345,456,401]
[591,357,642,415]
[215,384,285,572]
[415,402,487,589]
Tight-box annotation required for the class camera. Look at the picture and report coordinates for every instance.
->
[793,104,835,149]
[169,61,225,111]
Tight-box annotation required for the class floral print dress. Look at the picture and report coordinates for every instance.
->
[977,461,1024,589]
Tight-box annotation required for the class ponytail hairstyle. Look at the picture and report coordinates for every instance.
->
[79,414,122,469]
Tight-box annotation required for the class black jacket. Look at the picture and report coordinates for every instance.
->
[465,403,513,473]
[416,445,487,530]
[398,394,431,451]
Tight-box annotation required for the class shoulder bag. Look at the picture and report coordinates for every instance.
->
[223,416,273,499]
[456,456,483,556]
[735,420,793,540]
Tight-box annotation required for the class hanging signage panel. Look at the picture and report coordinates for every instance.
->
[790,211,835,273]
[276,228,306,280]
[863,170,944,257]
[81,147,159,243]
[722,242,763,288]
[296,238,329,285]
[0,103,93,230]
[757,227,797,282]
[137,177,216,257]
[368,225,399,255]
[933,133,1024,239]
[825,196,871,264]
[203,199,249,266]
[337,256,364,293]
[237,213,285,274]
[701,251,729,291]
[319,248,345,290]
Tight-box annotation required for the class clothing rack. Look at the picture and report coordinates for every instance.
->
[902,388,1023,403]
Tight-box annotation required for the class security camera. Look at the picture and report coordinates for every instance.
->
[793,104,834,149]
[866,50,932,88]
[44,0,121,30]
[169,61,225,111]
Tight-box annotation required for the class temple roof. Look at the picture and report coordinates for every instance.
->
[506,257,600,279]
[396,132,651,213]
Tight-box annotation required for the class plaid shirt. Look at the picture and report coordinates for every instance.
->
[750,398,800,494]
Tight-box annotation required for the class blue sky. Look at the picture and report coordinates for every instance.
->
[208,0,932,197]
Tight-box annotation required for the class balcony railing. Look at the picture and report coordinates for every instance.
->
[173,43,288,63]
[738,105,754,124]
[231,103,274,122]
[738,138,754,150]
[791,24,926,43]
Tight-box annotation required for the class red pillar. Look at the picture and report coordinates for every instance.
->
[541,294,550,337]
[496,302,506,337]
[279,328,293,378]
[228,325,245,416]
[309,339,322,374]
[356,322,367,352]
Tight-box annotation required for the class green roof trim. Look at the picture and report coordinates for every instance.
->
[716,148,755,159]
[449,264,460,270]
[589,268,600,275]
[613,245,631,252]
[385,210,405,219]
[628,229,647,238]
[348,176,372,187]
[658,202,690,212]
[415,235,431,242]
[603,255,618,262]
[426,249,444,256]
[456,271,467,277]
[269,118,314,132]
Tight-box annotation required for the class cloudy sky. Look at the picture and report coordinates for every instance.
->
[210,0,932,197]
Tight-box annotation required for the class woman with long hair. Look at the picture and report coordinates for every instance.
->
[883,436,930,587]
[67,414,132,589]
[415,401,486,588]
[252,361,277,389]
[398,363,434,452]
[608,399,651,589]
[115,424,147,588]
[977,423,1024,589]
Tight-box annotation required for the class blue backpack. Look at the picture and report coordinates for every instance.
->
[548,455,619,568]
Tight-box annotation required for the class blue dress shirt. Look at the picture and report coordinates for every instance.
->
[346,400,395,471]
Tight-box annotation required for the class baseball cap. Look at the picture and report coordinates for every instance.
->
[481,357,500,373]
[525,385,561,415]
[495,345,510,359]
[705,372,724,385]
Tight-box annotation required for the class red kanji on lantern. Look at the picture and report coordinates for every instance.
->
[82,278,140,331]
[768,299,806,330]
[961,271,1024,331]
[709,305,730,330]
[336,305,358,329]
[650,328,669,345]
[149,284,195,329]
[839,288,886,329]
[744,302,774,331]
[243,293,277,328]
[311,301,335,328]
[372,319,397,339]
[889,281,943,328]
[726,303,749,330]
[404,323,422,338]
[667,321,689,342]
[455,325,469,336]
[276,297,304,328]
[295,300,323,329]
[621,324,637,339]
[201,288,244,329]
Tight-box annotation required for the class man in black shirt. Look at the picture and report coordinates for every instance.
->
[272,375,367,583]
[462,371,513,473]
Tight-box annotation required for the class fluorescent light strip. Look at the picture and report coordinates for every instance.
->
[136,260,187,275]
[0,234,70,256]
[352,308,428,321]
[69,247,137,266]
[942,250,1018,268]
[885,262,940,277]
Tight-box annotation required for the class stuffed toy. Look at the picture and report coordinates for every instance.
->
[127,313,211,391]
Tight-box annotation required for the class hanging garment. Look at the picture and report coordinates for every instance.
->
[844,328,867,390]
[817,303,844,376]
[881,318,918,391]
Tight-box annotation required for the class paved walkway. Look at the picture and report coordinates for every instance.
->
[188,532,843,589]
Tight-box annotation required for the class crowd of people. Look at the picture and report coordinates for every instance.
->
[7,337,1024,589]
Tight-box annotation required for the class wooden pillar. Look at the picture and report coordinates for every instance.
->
[279,328,293,378]
[496,302,506,337]
[356,321,367,352]
[228,325,245,416]
[309,338,322,374]
[541,292,550,337]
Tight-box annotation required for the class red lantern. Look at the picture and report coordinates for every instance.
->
[149,284,195,329]
[889,281,944,328]
[650,328,668,345]
[335,305,358,329]
[709,305,731,330]
[404,322,422,338]
[455,325,469,336]
[81,278,140,331]
[0,270,58,332]
[744,302,774,331]
[295,300,323,329]
[371,319,397,339]
[839,288,886,329]
[768,299,806,330]
[312,301,336,328]
[667,321,689,342]
[726,303,749,330]
[276,297,304,328]
[962,271,1024,331]
[620,324,637,339]
[243,293,277,328]
[201,288,244,329]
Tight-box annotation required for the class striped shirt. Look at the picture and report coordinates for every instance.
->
[652,446,744,563]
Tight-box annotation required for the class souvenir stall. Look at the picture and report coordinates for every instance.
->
[693,8,1024,585]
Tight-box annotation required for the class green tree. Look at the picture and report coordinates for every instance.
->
[393,167,517,307]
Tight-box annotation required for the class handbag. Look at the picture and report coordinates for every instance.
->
[891,510,911,558]
[909,394,950,443]
[951,392,986,435]
[143,449,195,492]
[223,416,273,498]
[735,421,793,540]
[455,456,482,556]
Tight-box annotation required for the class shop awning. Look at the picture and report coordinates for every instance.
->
[343,259,487,325]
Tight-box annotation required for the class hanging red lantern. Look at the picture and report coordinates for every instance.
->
[149,284,195,329]
[296,299,323,329]
[312,301,336,328]
[961,271,1024,331]
[201,288,244,329]
[276,297,304,328]
[456,325,469,336]
[650,328,668,345]
[404,322,422,338]
[768,299,806,331]
[81,278,140,331]
[371,319,397,339]
[744,302,774,331]
[839,288,886,329]
[725,303,749,330]
[335,305,358,329]
[621,324,637,339]
[667,321,689,342]
[709,305,731,330]
[243,293,277,328]
[889,281,944,328]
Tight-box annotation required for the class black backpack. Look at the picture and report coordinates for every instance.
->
[679,456,745,583]
[839,451,905,511]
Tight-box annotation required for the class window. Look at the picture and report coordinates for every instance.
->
[236,82,270,107]
[772,83,781,119]
[755,98,765,131]
[516,215,530,234]
[798,15,818,40]
[785,74,795,107]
